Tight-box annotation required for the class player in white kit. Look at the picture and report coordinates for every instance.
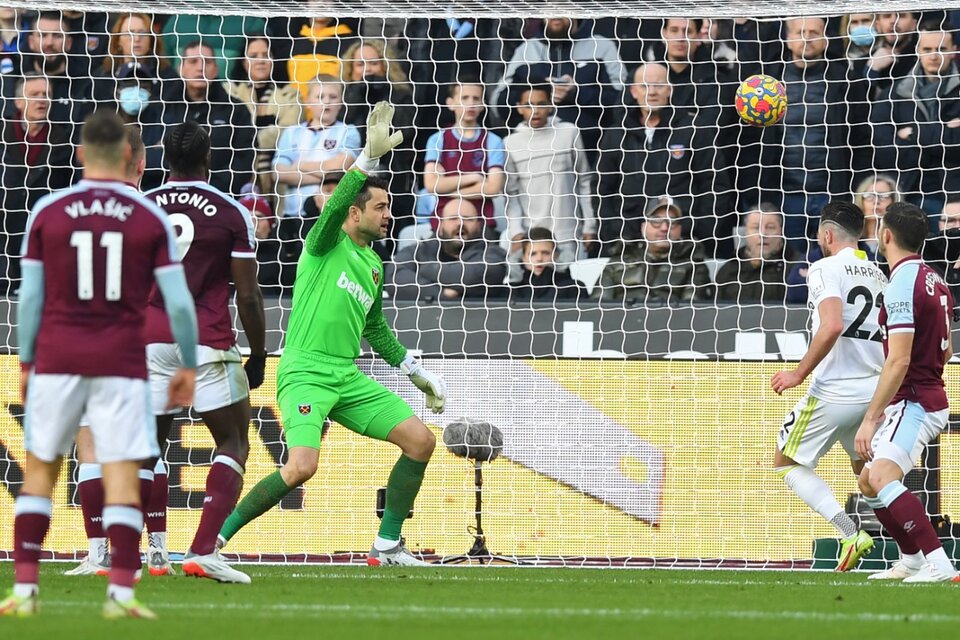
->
[770,202,886,571]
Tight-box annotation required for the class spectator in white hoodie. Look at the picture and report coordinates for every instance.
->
[504,83,596,267]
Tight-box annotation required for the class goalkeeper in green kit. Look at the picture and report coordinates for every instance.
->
[218,103,446,567]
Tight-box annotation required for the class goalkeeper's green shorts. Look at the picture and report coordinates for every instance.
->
[276,352,414,449]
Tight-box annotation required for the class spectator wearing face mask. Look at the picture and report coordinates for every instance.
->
[842,13,879,80]
[114,61,165,190]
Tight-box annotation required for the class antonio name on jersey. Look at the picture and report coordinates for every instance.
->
[143,179,256,350]
[152,189,222,217]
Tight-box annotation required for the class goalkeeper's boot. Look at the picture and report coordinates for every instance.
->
[0,589,38,617]
[103,596,157,620]
[901,562,960,584]
[868,559,922,581]
[367,539,431,567]
[836,530,875,572]
[182,550,251,584]
[147,534,175,577]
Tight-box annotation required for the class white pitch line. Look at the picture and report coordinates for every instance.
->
[275,571,899,589]
[40,600,960,624]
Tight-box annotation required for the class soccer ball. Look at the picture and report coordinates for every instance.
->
[735,74,787,127]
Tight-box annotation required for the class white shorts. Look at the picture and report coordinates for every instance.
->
[148,343,249,416]
[778,394,868,468]
[869,400,948,476]
[25,374,158,464]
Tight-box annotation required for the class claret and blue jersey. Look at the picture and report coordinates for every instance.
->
[880,255,953,412]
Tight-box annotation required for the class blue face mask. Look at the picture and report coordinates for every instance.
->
[849,25,876,48]
[118,86,151,116]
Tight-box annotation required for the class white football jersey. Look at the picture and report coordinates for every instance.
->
[806,247,887,404]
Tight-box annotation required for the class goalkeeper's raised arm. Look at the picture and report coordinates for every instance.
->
[218,102,446,566]
[304,101,404,258]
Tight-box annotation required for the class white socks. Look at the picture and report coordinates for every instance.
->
[373,535,399,552]
[777,465,857,538]
[924,548,959,576]
[89,537,108,563]
[107,585,134,603]
[148,532,167,553]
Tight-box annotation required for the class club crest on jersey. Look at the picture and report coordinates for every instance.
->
[372,268,380,285]
[669,144,686,160]
[324,138,337,150]
[298,404,312,415]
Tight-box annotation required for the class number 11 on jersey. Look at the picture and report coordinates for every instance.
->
[70,230,123,301]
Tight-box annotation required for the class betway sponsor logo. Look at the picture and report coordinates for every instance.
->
[337,271,374,312]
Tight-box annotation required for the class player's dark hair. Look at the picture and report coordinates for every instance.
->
[882,202,928,252]
[125,125,145,162]
[81,110,127,165]
[524,227,557,250]
[353,175,390,211]
[946,193,960,207]
[820,201,864,237]
[164,121,210,177]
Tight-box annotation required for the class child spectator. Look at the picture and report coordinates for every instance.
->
[504,83,595,265]
[510,227,583,304]
[422,74,506,229]
[273,74,360,220]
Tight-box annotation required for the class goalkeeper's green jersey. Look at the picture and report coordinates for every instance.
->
[281,169,407,366]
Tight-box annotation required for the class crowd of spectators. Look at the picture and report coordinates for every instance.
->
[0,10,959,307]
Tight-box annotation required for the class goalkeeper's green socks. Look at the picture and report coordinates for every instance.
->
[377,455,428,542]
[219,470,291,544]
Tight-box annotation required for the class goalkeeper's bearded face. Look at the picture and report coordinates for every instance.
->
[356,187,391,241]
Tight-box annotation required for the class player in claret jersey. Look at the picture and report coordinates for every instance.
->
[66,126,156,579]
[0,111,199,619]
[855,202,960,583]
[143,121,266,583]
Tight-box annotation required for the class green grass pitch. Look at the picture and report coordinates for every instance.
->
[1,564,958,639]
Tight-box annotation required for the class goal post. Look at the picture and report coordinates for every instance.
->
[0,1,959,567]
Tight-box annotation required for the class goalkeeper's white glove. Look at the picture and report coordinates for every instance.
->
[400,354,446,414]
[353,101,404,173]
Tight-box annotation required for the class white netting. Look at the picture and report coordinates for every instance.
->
[0,5,959,567]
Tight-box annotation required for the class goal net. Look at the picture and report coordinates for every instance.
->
[1,1,959,568]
